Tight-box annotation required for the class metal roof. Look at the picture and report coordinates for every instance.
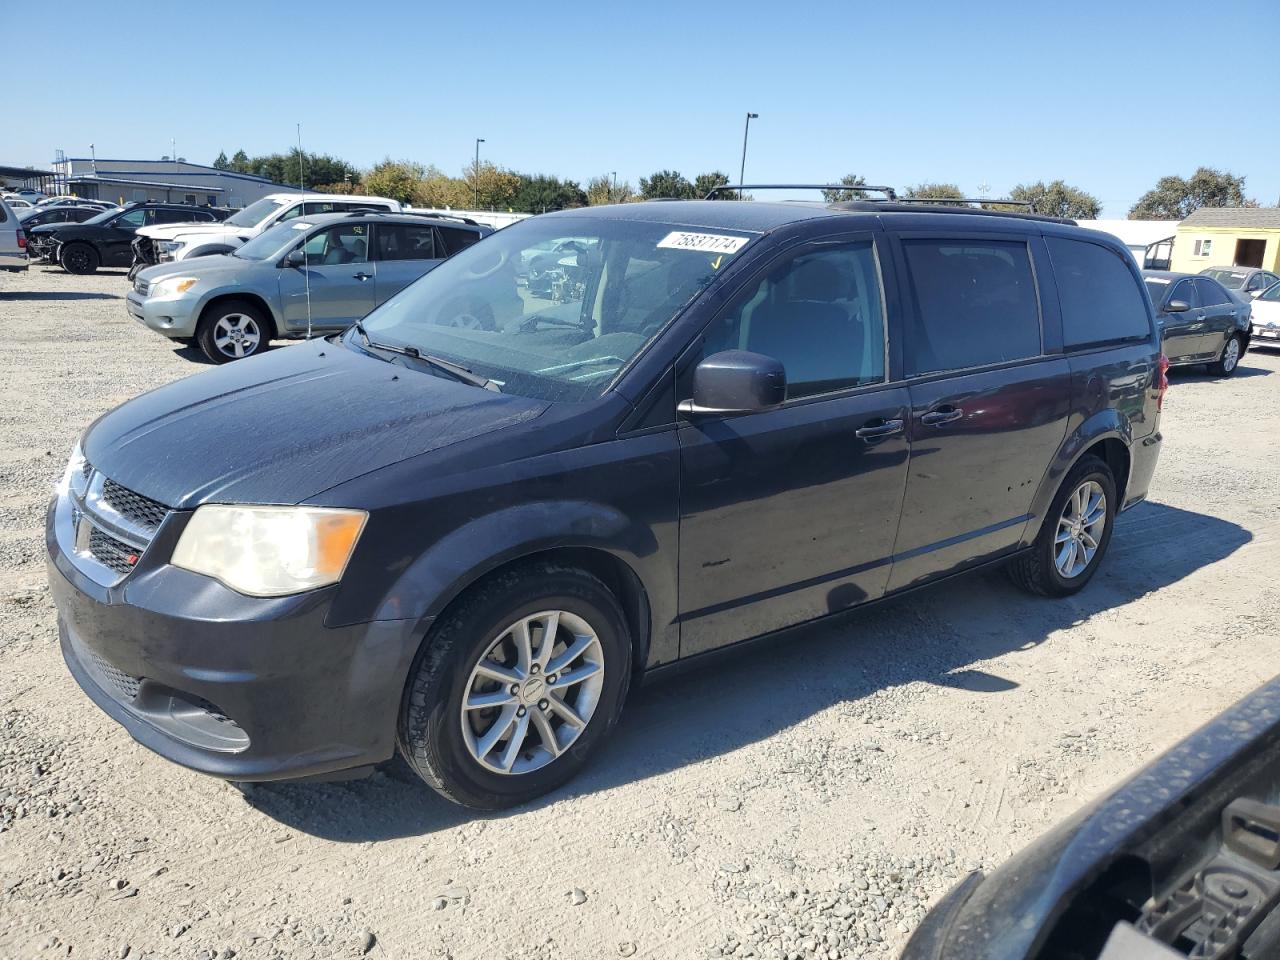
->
[68,175,224,193]
[1180,207,1280,229]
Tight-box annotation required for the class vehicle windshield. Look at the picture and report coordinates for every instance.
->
[355,216,756,402]
[1144,277,1172,302]
[1202,268,1248,289]
[224,197,288,229]
[233,220,309,261]
[1258,281,1280,302]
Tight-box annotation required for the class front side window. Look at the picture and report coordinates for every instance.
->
[375,223,436,262]
[902,238,1041,376]
[301,223,369,265]
[701,242,886,398]
[1169,279,1200,308]
[115,208,147,228]
[1047,238,1151,348]
[357,217,754,402]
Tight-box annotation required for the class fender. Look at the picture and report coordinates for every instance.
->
[192,286,284,331]
[1020,408,1130,547]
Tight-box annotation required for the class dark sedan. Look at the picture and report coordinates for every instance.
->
[28,203,223,274]
[1143,270,1251,376]
[17,204,102,239]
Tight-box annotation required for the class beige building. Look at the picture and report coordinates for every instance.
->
[1171,207,1280,274]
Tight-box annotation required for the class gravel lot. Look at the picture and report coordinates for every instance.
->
[2,263,1279,960]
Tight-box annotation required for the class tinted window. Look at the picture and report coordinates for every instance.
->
[437,226,483,256]
[1047,238,1150,347]
[374,223,437,261]
[302,201,341,216]
[1169,279,1200,309]
[1195,278,1229,306]
[902,239,1040,375]
[153,208,194,225]
[701,241,886,399]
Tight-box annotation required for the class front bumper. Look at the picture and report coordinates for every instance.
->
[125,289,200,338]
[1253,324,1280,345]
[46,493,423,782]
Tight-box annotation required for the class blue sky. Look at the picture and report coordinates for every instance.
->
[14,0,1279,217]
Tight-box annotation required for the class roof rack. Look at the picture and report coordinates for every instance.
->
[342,209,481,226]
[829,199,1074,225]
[705,183,898,201]
[895,197,1033,209]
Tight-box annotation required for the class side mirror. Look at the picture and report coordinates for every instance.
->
[1165,299,1190,313]
[678,350,786,417]
[283,249,306,269]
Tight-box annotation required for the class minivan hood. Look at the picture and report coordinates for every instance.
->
[83,339,548,509]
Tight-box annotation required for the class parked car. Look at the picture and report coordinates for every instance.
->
[1144,270,1251,376]
[49,198,1165,809]
[128,212,492,363]
[37,196,118,211]
[27,202,223,274]
[17,203,104,239]
[902,673,1280,960]
[1200,265,1280,299]
[1249,279,1280,348]
[8,188,44,203]
[3,196,34,210]
[131,193,403,272]
[0,198,27,272]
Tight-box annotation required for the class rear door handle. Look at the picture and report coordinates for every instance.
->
[855,418,904,440]
[353,271,373,281]
[921,407,964,426]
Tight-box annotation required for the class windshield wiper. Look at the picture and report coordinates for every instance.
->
[353,322,501,392]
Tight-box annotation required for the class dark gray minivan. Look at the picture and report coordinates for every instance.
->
[47,199,1166,808]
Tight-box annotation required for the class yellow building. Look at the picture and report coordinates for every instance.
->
[1171,207,1280,274]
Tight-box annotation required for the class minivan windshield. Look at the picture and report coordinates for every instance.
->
[355,217,756,402]
[225,197,288,229]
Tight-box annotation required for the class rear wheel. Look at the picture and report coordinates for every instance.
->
[59,243,99,275]
[1008,455,1116,597]
[1209,334,1242,377]
[196,299,273,363]
[398,563,632,809]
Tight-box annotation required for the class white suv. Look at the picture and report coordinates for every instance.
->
[131,193,401,272]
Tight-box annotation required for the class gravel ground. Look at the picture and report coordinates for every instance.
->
[2,264,1279,960]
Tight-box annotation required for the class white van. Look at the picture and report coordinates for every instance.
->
[0,198,29,272]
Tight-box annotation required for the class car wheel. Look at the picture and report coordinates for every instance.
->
[59,243,99,275]
[196,300,273,363]
[1007,455,1116,598]
[398,563,632,809]
[1209,335,1242,377]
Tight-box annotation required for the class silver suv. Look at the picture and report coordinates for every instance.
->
[127,212,491,363]
[0,198,28,272]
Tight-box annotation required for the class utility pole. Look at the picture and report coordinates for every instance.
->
[739,112,758,199]
[610,171,617,203]
[474,138,485,208]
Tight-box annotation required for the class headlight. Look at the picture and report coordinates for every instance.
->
[58,440,88,498]
[157,241,184,252]
[151,275,198,297]
[171,505,367,597]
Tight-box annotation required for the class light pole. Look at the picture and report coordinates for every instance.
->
[474,138,485,208]
[610,171,617,203]
[738,112,758,199]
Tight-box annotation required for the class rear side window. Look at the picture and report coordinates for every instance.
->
[902,239,1040,375]
[375,223,437,261]
[1047,238,1151,348]
[437,226,483,255]
[1195,278,1229,306]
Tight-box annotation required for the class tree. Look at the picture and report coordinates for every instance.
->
[693,171,732,200]
[362,159,427,205]
[903,182,966,201]
[230,150,251,173]
[463,161,521,210]
[639,170,695,200]
[212,151,230,171]
[247,150,359,190]
[1129,167,1249,219]
[416,166,472,209]
[822,173,869,203]
[586,175,634,205]
[983,180,1100,218]
[512,175,588,213]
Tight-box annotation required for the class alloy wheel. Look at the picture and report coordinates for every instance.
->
[212,313,262,359]
[460,610,605,775]
[1222,338,1240,373]
[1055,480,1107,579]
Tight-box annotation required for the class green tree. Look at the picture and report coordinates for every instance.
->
[417,165,472,209]
[693,171,732,199]
[247,150,359,190]
[639,170,695,200]
[212,150,230,171]
[982,180,1100,218]
[362,159,427,205]
[230,150,251,173]
[586,175,633,205]
[903,182,966,201]
[463,161,522,210]
[512,174,588,213]
[1129,167,1250,219]
[822,173,869,203]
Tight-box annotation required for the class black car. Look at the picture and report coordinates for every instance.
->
[47,197,1165,809]
[1144,270,1252,377]
[17,203,102,239]
[28,203,224,274]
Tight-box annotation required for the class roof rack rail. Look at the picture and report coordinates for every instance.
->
[895,197,1034,209]
[829,199,1074,225]
[343,209,481,226]
[704,183,899,201]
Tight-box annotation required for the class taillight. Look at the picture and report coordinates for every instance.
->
[1156,353,1170,410]
[16,229,26,249]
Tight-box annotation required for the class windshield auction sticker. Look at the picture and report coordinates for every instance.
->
[657,232,750,255]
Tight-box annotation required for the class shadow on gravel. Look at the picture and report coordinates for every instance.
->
[1170,364,1271,381]
[243,500,1250,842]
[0,291,120,301]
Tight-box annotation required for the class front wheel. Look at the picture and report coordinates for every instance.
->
[196,299,273,363]
[1209,334,1242,377]
[1007,455,1116,597]
[398,564,632,809]
[59,243,99,275]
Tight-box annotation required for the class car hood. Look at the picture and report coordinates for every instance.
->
[137,222,244,241]
[82,339,549,509]
[137,254,256,283]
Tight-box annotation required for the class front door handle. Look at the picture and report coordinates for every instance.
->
[353,271,373,281]
[921,407,963,426]
[855,418,904,440]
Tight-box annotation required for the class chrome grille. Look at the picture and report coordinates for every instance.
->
[100,478,167,532]
[86,650,141,702]
[87,526,139,575]
[133,278,150,297]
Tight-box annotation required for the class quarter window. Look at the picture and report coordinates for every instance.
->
[1047,238,1150,347]
[902,239,1041,375]
[701,241,886,399]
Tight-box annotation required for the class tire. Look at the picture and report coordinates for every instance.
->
[59,243,99,275]
[196,299,273,364]
[1209,334,1243,377]
[398,563,632,809]
[1007,455,1117,598]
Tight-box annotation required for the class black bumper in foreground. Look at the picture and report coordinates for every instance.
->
[902,674,1280,960]
[47,502,424,782]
